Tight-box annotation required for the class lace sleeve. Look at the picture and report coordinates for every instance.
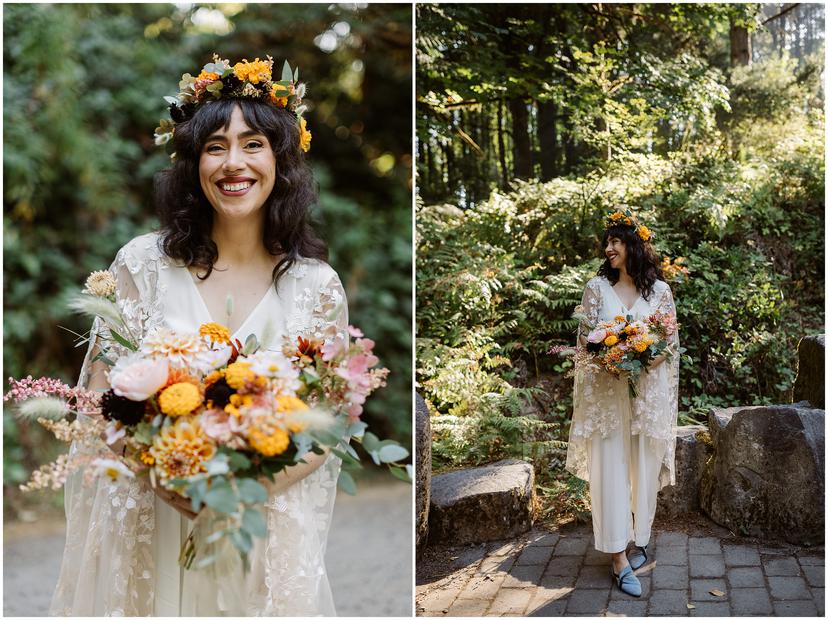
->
[577,278,602,343]
[77,252,145,390]
[655,283,679,345]
[311,268,349,344]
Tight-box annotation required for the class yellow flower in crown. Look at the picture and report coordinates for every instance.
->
[199,322,231,345]
[270,83,289,107]
[637,225,651,241]
[610,212,624,221]
[232,58,273,84]
[154,54,311,157]
[299,117,312,153]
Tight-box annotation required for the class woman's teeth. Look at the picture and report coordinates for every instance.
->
[220,181,252,192]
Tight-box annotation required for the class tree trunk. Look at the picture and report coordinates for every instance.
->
[730,23,751,67]
[563,116,578,174]
[509,97,532,179]
[537,100,559,180]
[497,98,509,186]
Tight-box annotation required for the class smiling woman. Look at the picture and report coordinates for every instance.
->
[49,55,352,617]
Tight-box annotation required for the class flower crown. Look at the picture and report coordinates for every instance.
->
[154,54,311,157]
[605,208,652,242]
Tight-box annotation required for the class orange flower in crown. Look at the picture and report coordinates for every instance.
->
[604,208,654,243]
[154,53,311,156]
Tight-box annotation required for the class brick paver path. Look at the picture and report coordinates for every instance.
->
[417,524,824,617]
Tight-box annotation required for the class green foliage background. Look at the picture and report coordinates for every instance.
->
[3,3,412,505]
[416,3,823,519]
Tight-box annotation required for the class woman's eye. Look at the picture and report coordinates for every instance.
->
[206,144,224,153]
[245,141,264,149]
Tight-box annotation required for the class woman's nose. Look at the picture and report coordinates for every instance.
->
[221,145,245,172]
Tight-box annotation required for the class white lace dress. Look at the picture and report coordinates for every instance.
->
[565,275,679,490]
[50,232,347,616]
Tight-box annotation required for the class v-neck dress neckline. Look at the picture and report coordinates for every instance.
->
[185,269,274,341]
[608,281,642,313]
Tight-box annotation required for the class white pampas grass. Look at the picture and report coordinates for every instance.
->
[290,407,336,432]
[67,293,124,330]
[16,396,69,421]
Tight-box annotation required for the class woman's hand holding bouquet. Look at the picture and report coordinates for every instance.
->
[570,306,679,399]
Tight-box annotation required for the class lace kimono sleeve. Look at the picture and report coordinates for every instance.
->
[77,255,144,391]
[577,278,602,345]
[311,268,349,344]
[52,241,159,617]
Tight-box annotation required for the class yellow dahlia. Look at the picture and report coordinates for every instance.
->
[199,322,231,345]
[159,382,202,416]
[604,335,619,346]
[610,212,623,221]
[633,340,649,353]
[614,315,626,322]
[637,225,651,241]
[299,117,312,153]
[150,417,216,482]
[248,426,290,457]
[225,361,255,390]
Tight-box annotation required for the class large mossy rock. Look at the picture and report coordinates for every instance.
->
[657,425,712,517]
[428,460,535,545]
[793,334,825,409]
[700,403,825,545]
[415,393,431,547]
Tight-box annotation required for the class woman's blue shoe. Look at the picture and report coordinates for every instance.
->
[627,545,648,570]
[611,565,642,597]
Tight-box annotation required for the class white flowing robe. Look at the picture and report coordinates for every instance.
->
[50,232,348,616]
[566,275,680,491]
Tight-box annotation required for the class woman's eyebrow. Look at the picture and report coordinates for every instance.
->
[205,130,265,142]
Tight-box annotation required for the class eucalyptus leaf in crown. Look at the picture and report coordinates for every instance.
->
[154,54,311,154]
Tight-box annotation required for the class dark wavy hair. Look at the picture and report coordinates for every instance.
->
[597,224,664,300]
[154,98,327,285]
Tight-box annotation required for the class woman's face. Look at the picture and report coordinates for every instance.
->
[605,236,627,270]
[199,105,276,220]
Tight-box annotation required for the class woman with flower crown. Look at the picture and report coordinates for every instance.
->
[50,55,345,616]
[566,210,679,598]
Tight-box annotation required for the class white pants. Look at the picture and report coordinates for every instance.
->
[587,405,667,553]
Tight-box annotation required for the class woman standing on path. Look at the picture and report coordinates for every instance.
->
[566,210,680,597]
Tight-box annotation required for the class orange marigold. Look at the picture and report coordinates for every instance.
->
[299,118,312,153]
[199,322,231,345]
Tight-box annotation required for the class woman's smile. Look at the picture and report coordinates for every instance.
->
[216,176,257,196]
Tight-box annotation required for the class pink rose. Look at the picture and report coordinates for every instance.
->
[109,356,169,401]
[587,328,608,344]
[201,408,233,443]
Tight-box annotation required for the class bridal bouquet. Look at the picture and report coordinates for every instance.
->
[555,307,678,398]
[6,270,410,569]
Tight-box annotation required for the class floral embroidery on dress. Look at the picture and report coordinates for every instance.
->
[566,276,680,490]
[53,236,348,616]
